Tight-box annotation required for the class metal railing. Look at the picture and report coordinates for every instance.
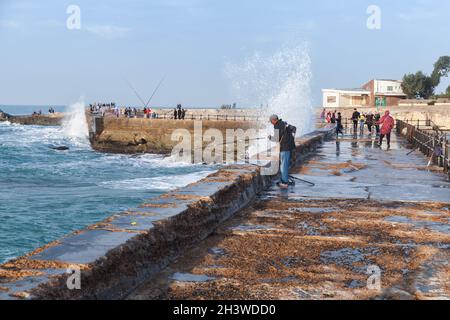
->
[91,110,264,122]
[397,119,449,178]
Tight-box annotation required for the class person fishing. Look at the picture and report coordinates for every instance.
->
[268,114,296,189]
[377,110,395,149]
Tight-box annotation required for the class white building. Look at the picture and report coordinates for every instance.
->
[322,79,407,108]
[322,88,370,109]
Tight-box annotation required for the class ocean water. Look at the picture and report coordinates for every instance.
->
[0,107,216,264]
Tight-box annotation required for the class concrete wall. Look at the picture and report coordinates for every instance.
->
[0,126,335,300]
[89,116,265,155]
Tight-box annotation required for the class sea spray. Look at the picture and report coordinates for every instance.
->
[62,101,89,143]
[225,43,314,137]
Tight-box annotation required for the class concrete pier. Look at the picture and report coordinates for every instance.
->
[0,112,63,126]
[128,133,450,300]
[88,115,264,155]
[1,125,448,300]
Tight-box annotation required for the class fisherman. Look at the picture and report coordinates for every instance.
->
[351,108,360,134]
[268,115,296,189]
[377,110,395,149]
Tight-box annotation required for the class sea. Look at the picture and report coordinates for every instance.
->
[0,105,216,264]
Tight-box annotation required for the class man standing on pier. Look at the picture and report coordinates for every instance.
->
[268,114,296,189]
[351,108,360,134]
[377,110,395,149]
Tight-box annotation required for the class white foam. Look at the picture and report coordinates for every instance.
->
[225,43,314,137]
[98,170,214,191]
[61,100,90,147]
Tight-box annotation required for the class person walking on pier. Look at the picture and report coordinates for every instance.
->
[365,112,373,134]
[351,108,360,134]
[358,113,366,135]
[374,112,381,136]
[377,110,395,149]
[268,114,296,189]
[336,112,344,137]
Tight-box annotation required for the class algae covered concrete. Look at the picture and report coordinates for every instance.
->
[128,134,450,300]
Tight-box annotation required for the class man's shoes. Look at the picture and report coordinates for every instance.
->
[279,183,289,189]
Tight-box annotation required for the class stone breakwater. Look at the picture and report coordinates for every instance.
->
[0,126,335,300]
[88,115,265,155]
[0,112,63,126]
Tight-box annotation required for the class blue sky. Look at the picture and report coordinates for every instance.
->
[0,0,449,107]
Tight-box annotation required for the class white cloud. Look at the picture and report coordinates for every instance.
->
[85,25,132,39]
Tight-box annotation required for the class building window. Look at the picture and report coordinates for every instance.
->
[387,86,393,92]
[327,96,337,103]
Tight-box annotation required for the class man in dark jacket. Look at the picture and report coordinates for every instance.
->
[268,114,296,189]
[351,108,360,134]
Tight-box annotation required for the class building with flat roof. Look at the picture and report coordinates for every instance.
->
[322,79,407,108]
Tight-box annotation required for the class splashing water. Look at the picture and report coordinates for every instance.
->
[225,43,314,137]
[62,101,89,144]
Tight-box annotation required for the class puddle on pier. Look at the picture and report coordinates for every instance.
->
[230,224,275,232]
[170,272,216,283]
[289,207,338,214]
[297,221,327,235]
[384,216,450,235]
[320,247,380,272]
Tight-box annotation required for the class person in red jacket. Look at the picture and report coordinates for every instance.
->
[377,110,395,148]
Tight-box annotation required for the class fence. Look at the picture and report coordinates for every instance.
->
[91,110,264,122]
[397,119,449,178]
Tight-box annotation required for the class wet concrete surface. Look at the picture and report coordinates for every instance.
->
[128,133,450,300]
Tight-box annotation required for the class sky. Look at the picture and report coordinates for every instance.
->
[0,0,449,107]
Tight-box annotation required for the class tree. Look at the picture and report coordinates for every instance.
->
[402,56,450,99]
[401,71,434,99]
[431,56,450,87]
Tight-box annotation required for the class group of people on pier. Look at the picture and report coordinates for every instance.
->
[89,102,191,120]
[173,104,186,120]
[321,108,395,149]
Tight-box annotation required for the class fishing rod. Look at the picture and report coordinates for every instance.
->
[144,76,166,108]
[124,78,147,107]
[288,175,315,187]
